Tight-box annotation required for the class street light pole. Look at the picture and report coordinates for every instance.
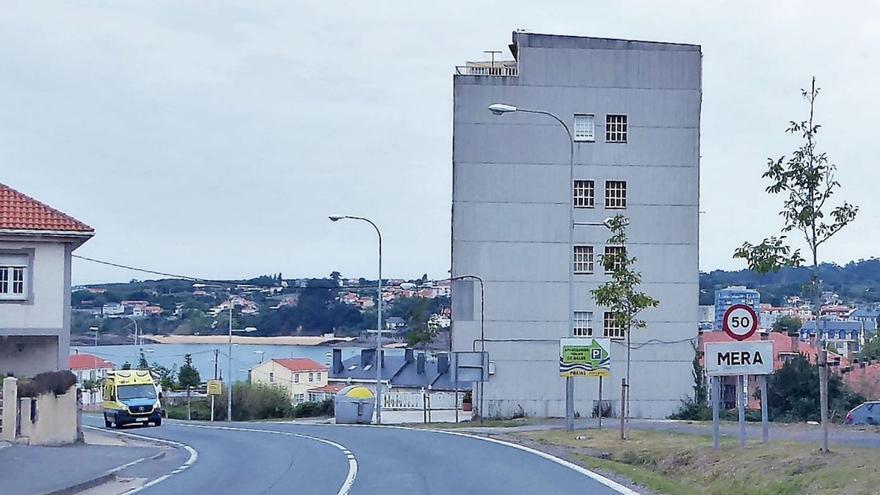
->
[330,215,384,424]
[227,300,233,422]
[489,103,576,431]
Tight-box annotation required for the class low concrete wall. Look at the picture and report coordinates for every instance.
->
[18,386,79,446]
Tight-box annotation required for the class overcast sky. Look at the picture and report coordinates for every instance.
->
[3,1,879,284]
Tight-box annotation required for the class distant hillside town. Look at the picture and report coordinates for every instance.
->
[69,274,451,348]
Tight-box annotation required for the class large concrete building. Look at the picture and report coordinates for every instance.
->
[451,32,701,419]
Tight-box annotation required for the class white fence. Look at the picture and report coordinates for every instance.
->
[382,391,463,411]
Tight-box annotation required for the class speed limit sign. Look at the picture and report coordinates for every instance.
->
[722,304,759,341]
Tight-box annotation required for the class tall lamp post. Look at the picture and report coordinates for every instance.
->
[448,275,485,423]
[489,103,577,431]
[329,215,384,424]
[226,297,256,422]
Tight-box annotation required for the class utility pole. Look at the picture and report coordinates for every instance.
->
[227,301,233,422]
[212,349,219,422]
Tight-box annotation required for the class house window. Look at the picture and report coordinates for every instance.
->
[316,372,321,381]
[605,181,627,209]
[573,114,595,142]
[269,372,275,383]
[573,246,594,274]
[294,394,305,404]
[603,312,625,339]
[574,311,593,337]
[0,253,28,300]
[308,372,314,383]
[294,373,300,383]
[573,180,595,208]
[603,246,626,273]
[605,114,627,143]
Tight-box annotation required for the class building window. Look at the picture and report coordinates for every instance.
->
[573,180,595,208]
[0,253,28,300]
[316,372,321,381]
[603,312,625,339]
[605,181,627,209]
[574,311,593,337]
[308,372,314,383]
[573,114,595,142]
[605,114,627,143]
[573,246,594,274]
[294,394,305,404]
[269,372,275,383]
[603,246,626,273]
[294,373,300,383]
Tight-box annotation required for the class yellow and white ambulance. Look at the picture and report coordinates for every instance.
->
[102,370,163,428]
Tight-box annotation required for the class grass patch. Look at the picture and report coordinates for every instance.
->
[517,429,878,495]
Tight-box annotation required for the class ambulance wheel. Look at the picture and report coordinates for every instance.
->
[104,418,112,428]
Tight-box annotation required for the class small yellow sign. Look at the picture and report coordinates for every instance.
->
[207,379,223,395]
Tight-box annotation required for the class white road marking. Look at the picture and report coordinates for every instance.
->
[177,423,357,495]
[83,425,199,495]
[313,422,641,495]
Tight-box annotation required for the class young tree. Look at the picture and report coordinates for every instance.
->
[734,78,857,452]
[591,214,659,436]
[178,354,201,420]
[772,315,803,335]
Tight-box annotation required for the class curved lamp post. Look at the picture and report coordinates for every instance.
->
[330,215,384,424]
[490,102,577,431]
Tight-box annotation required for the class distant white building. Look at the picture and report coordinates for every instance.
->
[69,353,115,405]
[102,302,124,316]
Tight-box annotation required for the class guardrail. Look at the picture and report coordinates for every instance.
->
[455,65,518,77]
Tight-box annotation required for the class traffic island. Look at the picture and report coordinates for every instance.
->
[499,428,880,495]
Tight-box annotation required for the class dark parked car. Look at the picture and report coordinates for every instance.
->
[845,401,880,425]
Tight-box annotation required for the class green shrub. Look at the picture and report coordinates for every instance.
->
[292,399,334,418]
[213,383,296,421]
[669,398,713,421]
[18,371,77,397]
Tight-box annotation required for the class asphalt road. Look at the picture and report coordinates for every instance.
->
[82,417,631,495]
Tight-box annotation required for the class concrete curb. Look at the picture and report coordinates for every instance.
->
[42,451,158,495]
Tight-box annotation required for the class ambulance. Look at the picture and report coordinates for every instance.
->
[102,369,163,428]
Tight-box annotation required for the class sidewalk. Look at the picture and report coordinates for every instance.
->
[0,429,160,495]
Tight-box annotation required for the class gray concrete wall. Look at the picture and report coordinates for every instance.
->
[451,32,701,419]
[0,239,77,374]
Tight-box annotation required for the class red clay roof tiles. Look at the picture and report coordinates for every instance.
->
[0,183,93,232]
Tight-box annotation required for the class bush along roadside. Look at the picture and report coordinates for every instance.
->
[166,383,334,421]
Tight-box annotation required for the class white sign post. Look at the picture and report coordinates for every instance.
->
[706,331,773,449]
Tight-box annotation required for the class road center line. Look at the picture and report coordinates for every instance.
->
[177,423,357,495]
[83,425,199,495]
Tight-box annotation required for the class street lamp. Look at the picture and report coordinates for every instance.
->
[329,214,385,424]
[90,325,99,355]
[490,102,579,431]
[226,295,257,422]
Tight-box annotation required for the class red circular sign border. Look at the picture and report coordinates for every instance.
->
[722,304,759,341]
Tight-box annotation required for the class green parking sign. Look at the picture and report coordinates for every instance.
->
[559,338,611,378]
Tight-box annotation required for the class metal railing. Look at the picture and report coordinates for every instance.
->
[455,65,518,77]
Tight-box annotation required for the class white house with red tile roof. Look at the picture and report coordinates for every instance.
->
[250,358,329,404]
[69,352,115,405]
[0,183,93,377]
